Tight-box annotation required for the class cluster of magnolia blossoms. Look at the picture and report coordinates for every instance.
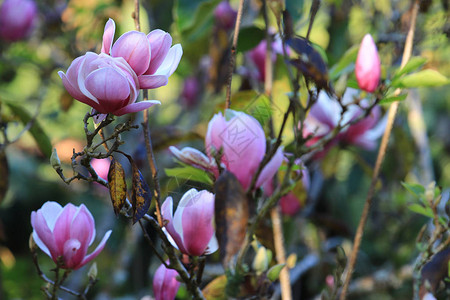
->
[59,19,182,118]
[31,202,112,270]
[170,110,284,191]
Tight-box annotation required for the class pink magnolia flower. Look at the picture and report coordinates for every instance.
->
[31,201,112,270]
[206,110,284,190]
[161,189,218,256]
[214,1,237,30]
[153,261,180,300]
[58,52,159,116]
[303,88,386,157]
[170,110,283,190]
[101,18,183,90]
[355,34,381,93]
[0,0,37,42]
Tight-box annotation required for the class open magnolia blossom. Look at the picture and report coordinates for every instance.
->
[162,189,218,256]
[101,18,183,90]
[31,201,112,270]
[303,88,386,157]
[170,110,283,191]
[58,52,160,117]
[153,261,180,300]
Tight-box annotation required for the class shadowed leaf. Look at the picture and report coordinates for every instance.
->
[214,171,249,268]
[236,27,265,52]
[419,248,450,298]
[287,36,333,94]
[127,156,152,224]
[0,151,8,203]
[202,274,227,300]
[107,157,127,216]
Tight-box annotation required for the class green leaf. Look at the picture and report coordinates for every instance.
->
[267,264,286,282]
[392,69,449,88]
[391,56,427,80]
[402,182,425,197]
[329,45,358,80]
[379,94,407,105]
[165,164,213,185]
[236,27,265,52]
[3,101,52,158]
[177,0,221,41]
[407,203,434,218]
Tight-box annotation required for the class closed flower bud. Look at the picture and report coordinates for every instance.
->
[355,34,381,93]
[214,1,237,30]
[161,189,218,256]
[153,261,180,300]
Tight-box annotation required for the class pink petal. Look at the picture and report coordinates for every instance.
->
[68,205,95,266]
[85,68,131,103]
[161,197,187,253]
[153,262,180,300]
[101,18,115,54]
[111,31,151,76]
[53,203,78,255]
[62,238,81,269]
[31,202,63,259]
[255,146,284,188]
[180,190,215,256]
[78,230,112,270]
[138,74,168,89]
[153,44,183,77]
[146,29,172,75]
[113,100,160,116]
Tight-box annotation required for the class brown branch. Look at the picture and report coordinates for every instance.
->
[339,2,420,299]
[225,0,245,109]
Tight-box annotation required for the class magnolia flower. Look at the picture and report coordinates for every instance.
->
[58,52,159,116]
[153,261,180,300]
[170,110,283,190]
[31,201,112,270]
[0,0,37,42]
[101,18,183,90]
[303,88,386,157]
[214,1,237,30]
[162,189,218,256]
[355,34,381,93]
[180,76,200,108]
[206,110,284,190]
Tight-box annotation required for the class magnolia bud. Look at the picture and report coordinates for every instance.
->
[355,34,381,93]
[88,262,98,280]
[0,0,37,42]
[214,1,237,30]
[50,148,61,169]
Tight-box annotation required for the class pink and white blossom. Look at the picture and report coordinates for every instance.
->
[101,18,183,90]
[162,189,218,256]
[355,34,381,93]
[31,201,112,270]
[153,261,180,300]
[58,52,159,116]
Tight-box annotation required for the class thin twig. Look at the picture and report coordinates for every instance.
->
[339,2,420,299]
[225,0,245,109]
